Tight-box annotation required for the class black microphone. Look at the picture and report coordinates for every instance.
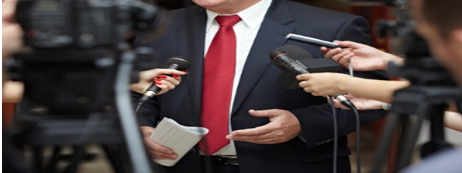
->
[269,46,356,110]
[270,50,309,74]
[138,57,190,104]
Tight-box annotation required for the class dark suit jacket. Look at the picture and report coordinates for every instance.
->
[134,0,388,172]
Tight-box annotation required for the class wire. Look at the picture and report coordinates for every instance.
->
[348,61,361,173]
[353,109,361,173]
[135,103,143,114]
[329,96,338,173]
[348,61,354,76]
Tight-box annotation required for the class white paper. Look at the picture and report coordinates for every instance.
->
[149,117,209,167]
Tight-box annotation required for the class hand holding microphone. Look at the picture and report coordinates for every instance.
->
[286,33,404,71]
[331,94,386,110]
[296,73,352,97]
[269,45,356,110]
[321,40,404,71]
[129,68,187,95]
[135,57,190,105]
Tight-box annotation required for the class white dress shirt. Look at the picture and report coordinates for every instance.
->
[202,0,273,156]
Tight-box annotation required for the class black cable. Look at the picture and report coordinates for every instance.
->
[346,62,361,173]
[135,102,143,114]
[353,109,361,173]
[328,96,338,173]
[335,95,361,173]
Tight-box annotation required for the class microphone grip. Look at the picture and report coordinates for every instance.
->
[335,95,357,110]
[139,84,161,103]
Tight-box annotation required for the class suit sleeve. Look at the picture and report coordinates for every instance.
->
[291,16,388,149]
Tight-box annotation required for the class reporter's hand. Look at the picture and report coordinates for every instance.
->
[227,109,301,144]
[130,69,187,95]
[332,95,384,110]
[297,73,351,97]
[321,41,401,71]
[140,126,178,160]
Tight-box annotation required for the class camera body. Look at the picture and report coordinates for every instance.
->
[376,0,457,86]
[15,0,160,49]
[8,0,163,115]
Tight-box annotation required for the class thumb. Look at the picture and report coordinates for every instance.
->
[248,109,279,118]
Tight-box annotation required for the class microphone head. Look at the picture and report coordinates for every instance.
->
[166,57,190,70]
[272,45,314,60]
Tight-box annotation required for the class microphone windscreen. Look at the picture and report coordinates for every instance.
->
[273,45,314,60]
[167,57,190,70]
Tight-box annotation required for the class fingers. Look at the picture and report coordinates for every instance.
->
[144,138,178,160]
[161,74,181,86]
[338,52,354,67]
[227,122,284,144]
[299,80,311,89]
[248,109,281,118]
[296,74,311,81]
[324,48,343,59]
[330,49,351,63]
[159,75,177,89]
[154,75,179,95]
[134,69,187,95]
[228,109,300,144]
[331,98,350,110]
[320,47,330,54]
[334,40,365,49]
[228,124,273,137]
[228,134,277,144]
[140,126,178,160]
[140,69,187,81]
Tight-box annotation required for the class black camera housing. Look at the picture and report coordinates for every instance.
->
[8,0,164,115]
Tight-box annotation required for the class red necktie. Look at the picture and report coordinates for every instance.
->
[199,15,241,155]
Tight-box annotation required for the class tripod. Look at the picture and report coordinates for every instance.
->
[8,51,155,173]
[370,86,460,173]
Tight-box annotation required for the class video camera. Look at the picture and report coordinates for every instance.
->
[371,1,460,172]
[4,1,167,173]
[376,0,457,86]
[7,0,165,114]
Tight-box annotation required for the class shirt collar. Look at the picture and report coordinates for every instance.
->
[205,0,273,32]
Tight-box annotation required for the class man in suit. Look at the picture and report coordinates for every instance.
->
[134,0,387,172]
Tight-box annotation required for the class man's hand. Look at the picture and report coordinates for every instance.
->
[130,69,187,95]
[140,126,178,160]
[227,109,301,144]
[321,41,402,71]
[297,73,352,97]
[332,94,384,110]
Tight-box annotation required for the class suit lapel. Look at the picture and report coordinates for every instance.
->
[231,0,295,115]
[176,6,206,117]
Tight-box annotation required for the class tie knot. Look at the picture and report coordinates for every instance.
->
[215,15,241,27]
